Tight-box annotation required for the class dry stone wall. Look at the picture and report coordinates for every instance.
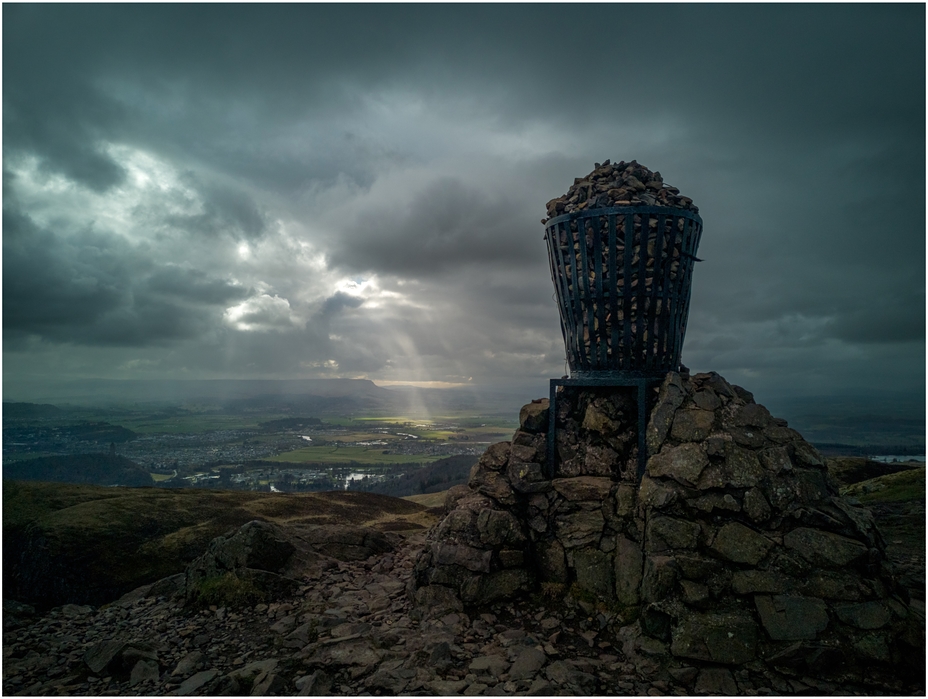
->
[411,370,924,687]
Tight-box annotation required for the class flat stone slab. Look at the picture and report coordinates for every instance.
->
[647,443,708,487]
[83,640,126,675]
[175,669,218,696]
[129,659,160,687]
[469,655,510,676]
[784,528,867,568]
[647,516,701,551]
[552,477,613,502]
[429,679,468,695]
[554,509,604,548]
[755,595,829,641]
[509,646,547,680]
[836,601,892,630]
[671,611,758,665]
[710,522,773,565]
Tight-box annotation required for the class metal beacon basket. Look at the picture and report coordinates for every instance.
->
[543,205,703,480]
[544,205,703,377]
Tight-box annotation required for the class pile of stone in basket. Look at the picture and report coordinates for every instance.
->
[543,161,701,361]
[542,159,698,224]
[410,371,923,689]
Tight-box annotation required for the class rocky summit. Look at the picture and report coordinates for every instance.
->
[2,371,925,696]
[4,526,719,697]
[412,370,925,694]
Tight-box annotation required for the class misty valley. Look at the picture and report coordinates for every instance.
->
[4,378,924,499]
[1,393,518,498]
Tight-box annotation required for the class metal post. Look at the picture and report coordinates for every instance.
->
[546,374,662,481]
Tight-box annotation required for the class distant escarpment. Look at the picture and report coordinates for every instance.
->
[3,453,152,487]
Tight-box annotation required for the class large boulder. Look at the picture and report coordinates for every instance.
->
[191,520,295,576]
[185,520,393,606]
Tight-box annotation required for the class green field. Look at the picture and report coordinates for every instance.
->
[267,446,446,465]
[349,416,513,441]
[107,413,282,435]
[45,407,282,435]
[85,410,515,439]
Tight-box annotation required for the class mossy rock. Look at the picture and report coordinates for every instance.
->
[187,571,273,609]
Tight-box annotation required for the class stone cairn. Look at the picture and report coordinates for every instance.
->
[410,370,924,688]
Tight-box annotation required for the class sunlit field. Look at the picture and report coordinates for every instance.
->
[267,446,446,465]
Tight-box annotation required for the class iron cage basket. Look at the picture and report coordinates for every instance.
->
[544,205,703,377]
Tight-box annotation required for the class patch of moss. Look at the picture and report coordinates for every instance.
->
[565,581,635,618]
[535,582,567,603]
[841,467,926,503]
[238,676,255,695]
[188,572,266,609]
[568,582,598,605]
[827,457,921,487]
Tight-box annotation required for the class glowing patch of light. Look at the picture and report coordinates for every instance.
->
[335,276,375,297]
[223,294,295,332]
[374,380,474,389]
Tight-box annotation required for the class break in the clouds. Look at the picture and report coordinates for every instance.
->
[3,4,924,401]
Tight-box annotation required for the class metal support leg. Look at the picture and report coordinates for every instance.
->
[546,375,662,482]
[547,380,558,480]
[637,381,648,481]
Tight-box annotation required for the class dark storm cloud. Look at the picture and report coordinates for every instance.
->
[143,267,251,307]
[827,290,926,345]
[3,204,250,347]
[2,7,128,191]
[161,174,270,241]
[5,5,922,145]
[326,177,535,276]
[2,3,923,397]
[3,207,130,332]
[318,292,364,318]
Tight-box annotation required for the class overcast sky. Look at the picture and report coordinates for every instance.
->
[3,4,925,403]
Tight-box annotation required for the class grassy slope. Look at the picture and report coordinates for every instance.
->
[403,491,450,508]
[832,463,926,605]
[840,466,926,504]
[3,481,438,610]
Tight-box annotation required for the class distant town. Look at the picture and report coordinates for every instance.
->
[2,408,502,493]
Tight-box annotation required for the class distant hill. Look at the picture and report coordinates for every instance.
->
[2,402,64,419]
[3,378,396,407]
[258,417,323,431]
[825,456,922,488]
[1,378,534,417]
[764,392,925,450]
[59,422,137,443]
[3,453,152,487]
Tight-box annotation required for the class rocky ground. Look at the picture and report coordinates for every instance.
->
[3,524,922,697]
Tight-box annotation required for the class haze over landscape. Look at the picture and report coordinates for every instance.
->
[3,5,924,421]
[2,10,926,697]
